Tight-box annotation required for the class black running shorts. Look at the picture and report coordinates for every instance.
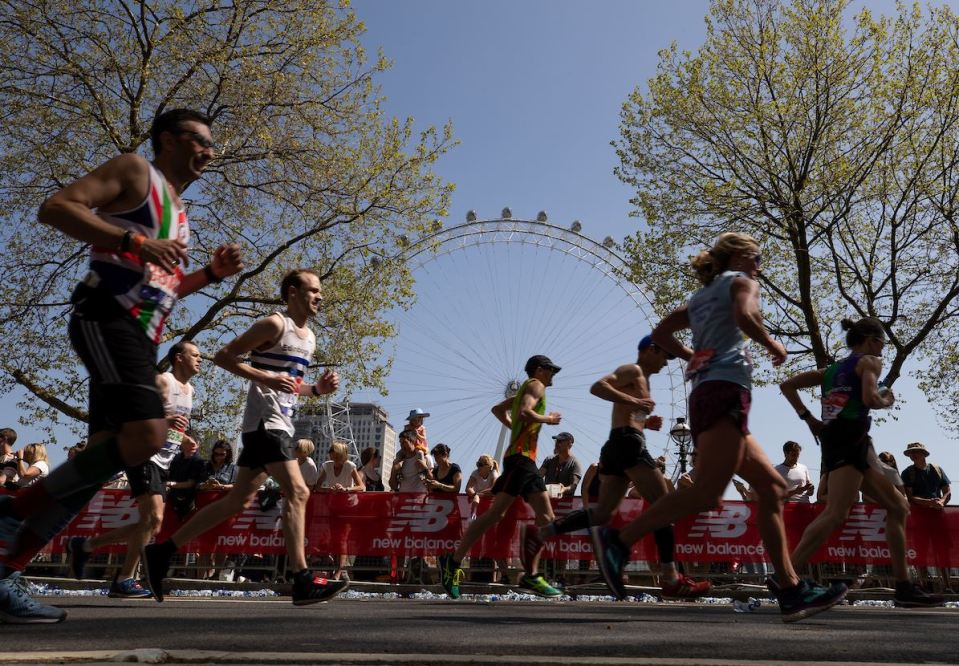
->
[820,418,871,473]
[490,454,547,501]
[126,461,169,499]
[68,284,165,436]
[238,422,296,470]
[598,426,656,477]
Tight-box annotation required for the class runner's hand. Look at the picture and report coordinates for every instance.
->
[314,369,339,395]
[767,340,787,367]
[168,414,189,431]
[546,411,562,425]
[264,374,298,393]
[210,243,244,279]
[645,415,663,431]
[141,238,188,274]
[632,397,656,413]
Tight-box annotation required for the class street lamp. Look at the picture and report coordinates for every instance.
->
[670,417,692,473]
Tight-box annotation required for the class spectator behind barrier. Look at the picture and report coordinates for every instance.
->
[295,439,319,489]
[14,443,50,487]
[539,432,582,498]
[426,443,462,494]
[316,442,364,494]
[359,447,384,491]
[390,430,431,493]
[0,428,19,489]
[402,408,431,457]
[774,441,814,503]
[167,435,207,520]
[200,439,238,491]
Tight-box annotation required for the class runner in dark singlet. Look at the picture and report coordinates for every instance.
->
[780,316,943,608]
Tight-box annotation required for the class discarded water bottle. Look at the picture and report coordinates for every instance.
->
[733,597,761,613]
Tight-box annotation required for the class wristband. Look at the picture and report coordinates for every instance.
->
[797,409,811,420]
[311,384,321,397]
[129,233,146,257]
[203,264,223,284]
[119,230,133,252]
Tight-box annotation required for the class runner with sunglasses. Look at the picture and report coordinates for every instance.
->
[591,232,848,622]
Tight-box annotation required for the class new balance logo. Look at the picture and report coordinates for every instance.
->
[231,505,283,532]
[74,493,139,530]
[386,499,453,533]
[839,505,886,542]
[688,505,750,539]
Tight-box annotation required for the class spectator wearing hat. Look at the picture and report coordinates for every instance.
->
[539,432,582,499]
[901,441,953,592]
[402,408,431,458]
[901,442,951,508]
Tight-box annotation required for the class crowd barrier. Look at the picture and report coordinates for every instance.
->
[36,490,959,567]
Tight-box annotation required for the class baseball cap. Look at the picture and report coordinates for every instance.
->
[524,355,561,375]
[638,334,675,360]
[552,432,574,443]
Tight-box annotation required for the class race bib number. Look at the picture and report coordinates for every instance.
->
[821,392,849,423]
[685,349,715,381]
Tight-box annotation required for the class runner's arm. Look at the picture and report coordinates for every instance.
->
[38,153,187,273]
[590,364,654,410]
[731,277,786,365]
[857,355,894,409]
[491,396,512,428]
[651,306,693,361]
[213,315,296,392]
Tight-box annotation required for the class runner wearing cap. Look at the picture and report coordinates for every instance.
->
[438,355,563,599]
[591,232,848,622]
[525,335,710,599]
[780,316,943,608]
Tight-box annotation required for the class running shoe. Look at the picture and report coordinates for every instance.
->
[894,581,945,608]
[770,578,848,623]
[661,573,712,598]
[0,572,67,624]
[518,573,562,598]
[437,553,463,599]
[141,542,173,603]
[66,536,91,580]
[591,526,628,600]
[108,577,153,599]
[519,523,545,575]
[291,573,349,606]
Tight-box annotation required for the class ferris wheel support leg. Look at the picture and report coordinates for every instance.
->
[494,424,510,465]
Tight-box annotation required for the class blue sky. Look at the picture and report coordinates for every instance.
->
[4,0,956,495]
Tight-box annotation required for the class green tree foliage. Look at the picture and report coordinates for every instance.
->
[616,0,959,425]
[0,0,455,437]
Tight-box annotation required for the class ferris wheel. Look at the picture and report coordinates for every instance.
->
[354,210,690,480]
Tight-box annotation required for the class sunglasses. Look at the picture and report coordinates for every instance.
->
[175,129,215,150]
[476,461,489,468]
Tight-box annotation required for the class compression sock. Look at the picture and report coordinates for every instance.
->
[11,436,123,518]
[546,509,592,536]
[653,525,676,565]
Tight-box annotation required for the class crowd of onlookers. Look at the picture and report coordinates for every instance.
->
[6,407,955,588]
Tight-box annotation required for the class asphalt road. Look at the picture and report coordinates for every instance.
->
[7,593,958,665]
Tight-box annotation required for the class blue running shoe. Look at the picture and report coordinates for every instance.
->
[108,577,153,599]
[66,536,91,580]
[591,526,628,600]
[0,572,67,623]
[771,578,848,623]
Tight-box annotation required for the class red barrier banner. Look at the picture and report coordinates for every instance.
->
[43,491,959,567]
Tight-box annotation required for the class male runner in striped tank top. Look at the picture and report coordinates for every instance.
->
[438,355,564,599]
[144,269,347,606]
[0,109,243,623]
[66,340,202,599]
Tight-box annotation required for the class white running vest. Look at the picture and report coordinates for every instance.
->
[242,313,315,436]
[153,371,193,470]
